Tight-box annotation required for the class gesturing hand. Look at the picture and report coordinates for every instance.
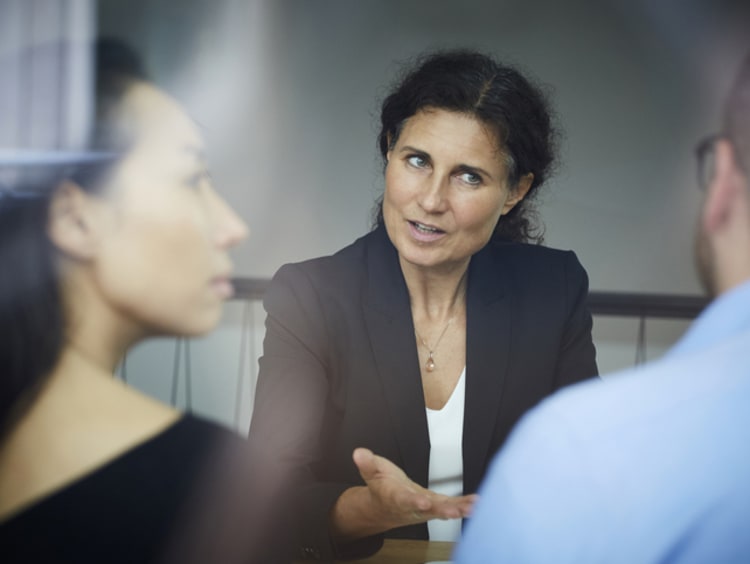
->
[352,447,477,529]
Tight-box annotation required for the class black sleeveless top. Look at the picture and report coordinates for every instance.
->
[0,415,290,563]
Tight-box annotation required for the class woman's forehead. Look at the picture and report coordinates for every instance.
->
[121,82,203,148]
[399,109,504,159]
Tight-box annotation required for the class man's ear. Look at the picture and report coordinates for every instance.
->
[702,139,743,234]
[47,181,105,260]
[502,173,534,215]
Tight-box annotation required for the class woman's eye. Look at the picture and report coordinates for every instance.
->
[186,170,211,189]
[406,155,428,168]
[458,172,482,186]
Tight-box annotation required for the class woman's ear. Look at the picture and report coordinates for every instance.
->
[702,139,742,234]
[502,173,534,215]
[47,180,106,260]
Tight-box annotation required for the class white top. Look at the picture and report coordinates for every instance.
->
[425,367,466,542]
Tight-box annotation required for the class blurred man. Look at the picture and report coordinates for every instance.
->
[455,52,750,564]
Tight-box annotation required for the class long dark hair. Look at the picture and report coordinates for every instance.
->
[0,39,147,429]
[374,49,558,244]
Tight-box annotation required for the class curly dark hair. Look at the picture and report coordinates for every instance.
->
[373,49,559,244]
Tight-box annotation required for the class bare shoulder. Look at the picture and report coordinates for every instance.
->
[0,370,179,521]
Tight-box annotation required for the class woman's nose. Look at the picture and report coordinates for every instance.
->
[417,175,449,213]
[212,192,249,249]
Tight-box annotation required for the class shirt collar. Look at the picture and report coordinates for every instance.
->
[668,278,750,357]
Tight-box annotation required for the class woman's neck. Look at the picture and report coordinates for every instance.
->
[399,256,469,322]
[59,263,146,376]
[59,339,122,380]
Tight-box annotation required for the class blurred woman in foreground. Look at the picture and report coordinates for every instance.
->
[0,42,286,563]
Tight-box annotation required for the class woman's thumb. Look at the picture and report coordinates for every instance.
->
[353,447,378,481]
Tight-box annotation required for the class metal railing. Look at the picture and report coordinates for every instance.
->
[233,278,710,319]
[587,291,708,319]
[118,278,708,429]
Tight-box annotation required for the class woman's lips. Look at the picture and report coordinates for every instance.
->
[211,277,235,299]
[408,220,446,242]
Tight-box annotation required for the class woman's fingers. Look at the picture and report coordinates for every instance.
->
[460,493,479,516]
[351,448,477,527]
[428,492,477,519]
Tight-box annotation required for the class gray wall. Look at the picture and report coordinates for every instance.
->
[100,0,750,428]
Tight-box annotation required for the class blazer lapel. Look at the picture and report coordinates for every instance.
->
[463,244,512,494]
[362,227,430,487]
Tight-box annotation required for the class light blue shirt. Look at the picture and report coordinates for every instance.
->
[455,281,750,564]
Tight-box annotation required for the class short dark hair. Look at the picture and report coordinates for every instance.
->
[0,39,145,429]
[725,52,750,173]
[374,49,559,244]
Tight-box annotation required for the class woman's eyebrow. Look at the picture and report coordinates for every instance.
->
[182,145,207,163]
[398,145,429,156]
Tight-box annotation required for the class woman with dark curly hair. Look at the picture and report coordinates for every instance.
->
[250,49,598,560]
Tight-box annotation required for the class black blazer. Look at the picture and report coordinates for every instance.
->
[250,225,598,560]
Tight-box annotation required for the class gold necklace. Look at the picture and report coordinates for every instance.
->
[415,318,453,372]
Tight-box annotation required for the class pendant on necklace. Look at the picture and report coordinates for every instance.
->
[425,352,436,372]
